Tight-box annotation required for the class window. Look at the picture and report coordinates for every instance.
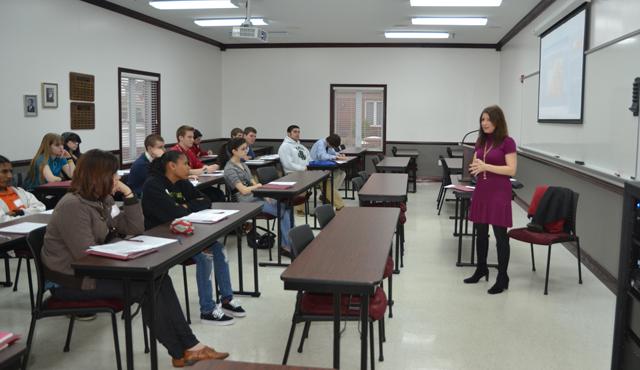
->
[118,68,160,165]
[330,85,386,152]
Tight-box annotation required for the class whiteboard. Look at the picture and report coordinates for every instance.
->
[519,33,640,180]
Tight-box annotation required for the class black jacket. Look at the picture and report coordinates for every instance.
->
[141,174,211,230]
[531,186,574,232]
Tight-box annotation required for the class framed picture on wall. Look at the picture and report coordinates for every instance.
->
[24,95,37,117]
[41,82,58,108]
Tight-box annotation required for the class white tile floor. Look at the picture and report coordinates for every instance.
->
[1,182,616,370]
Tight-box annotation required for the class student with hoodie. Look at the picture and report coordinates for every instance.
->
[142,151,246,325]
[277,125,311,215]
[0,155,45,223]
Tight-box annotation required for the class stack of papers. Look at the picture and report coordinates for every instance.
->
[86,235,176,260]
[0,331,20,351]
[444,184,475,192]
[200,170,224,177]
[245,159,267,165]
[259,154,279,160]
[179,209,239,224]
[117,169,130,176]
[262,181,296,190]
[0,222,47,234]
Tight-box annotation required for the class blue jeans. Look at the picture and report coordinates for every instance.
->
[261,199,293,247]
[192,241,233,314]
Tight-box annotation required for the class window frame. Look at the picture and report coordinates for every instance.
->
[117,67,161,168]
[330,84,387,153]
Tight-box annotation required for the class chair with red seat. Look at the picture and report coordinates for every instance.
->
[22,226,123,370]
[283,225,387,367]
[507,187,583,295]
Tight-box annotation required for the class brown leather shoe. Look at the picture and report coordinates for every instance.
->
[172,346,229,367]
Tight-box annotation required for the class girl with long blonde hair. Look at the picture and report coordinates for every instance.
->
[24,133,75,190]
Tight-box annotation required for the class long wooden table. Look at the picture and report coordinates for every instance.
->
[307,157,358,206]
[358,173,408,273]
[340,147,367,199]
[252,171,330,267]
[281,207,399,370]
[191,360,333,370]
[72,202,263,370]
[393,150,418,193]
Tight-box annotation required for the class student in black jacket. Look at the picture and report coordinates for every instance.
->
[142,151,246,325]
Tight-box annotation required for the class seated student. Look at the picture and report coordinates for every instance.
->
[278,125,311,215]
[170,125,224,202]
[243,127,257,160]
[224,138,292,251]
[310,134,348,211]
[61,132,82,163]
[218,128,245,168]
[0,155,45,223]
[142,151,245,324]
[192,129,213,158]
[41,149,229,367]
[24,133,76,190]
[127,134,166,198]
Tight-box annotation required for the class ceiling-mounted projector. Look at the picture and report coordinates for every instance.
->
[232,26,268,42]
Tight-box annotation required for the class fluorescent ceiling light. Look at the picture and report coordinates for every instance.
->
[149,1,237,10]
[412,17,487,26]
[384,32,450,39]
[195,18,267,26]
[410,0,502,6]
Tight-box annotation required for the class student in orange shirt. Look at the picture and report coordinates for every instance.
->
[0,155,45,223]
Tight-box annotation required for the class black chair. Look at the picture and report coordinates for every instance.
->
[358,170,370,181]
[507,189,583,295]
[371,157,380,173]
[283,225,387,366]
[12,243,35,309]
[391,146,398,156]
[314,205,335,229]
[23,227,123,370]
[437,156,453,215]
[376,153,385,161]
[352,177,365,192]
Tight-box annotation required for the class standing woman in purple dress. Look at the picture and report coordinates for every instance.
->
[464,105,517,294]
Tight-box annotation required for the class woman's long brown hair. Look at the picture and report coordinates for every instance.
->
[71,149,119,201]
[26,133,63,184]
[477,105,509,147]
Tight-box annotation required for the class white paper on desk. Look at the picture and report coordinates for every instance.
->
[259,154,279,160]
[180,209,239,224]
[41,209,54,215]
[0,222,47,234]
[199,172,223,177]
[269,181,296,186]
[117,170,130,176]
[245,160,266,165]
[88,236,175,256]
[335,160,348,164]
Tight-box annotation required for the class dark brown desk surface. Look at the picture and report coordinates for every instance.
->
[0,213,52,249]
[358,173,408,203]
[195,174,225,188]
[443,157,463,170]
[375,157,410,171]
[71,202,262,280]
[252,171,329,200]
[281,207,399,294]
[0,343,26,370]
[340,147,367,156]
[394,149,419,157]
[191,360,333,370]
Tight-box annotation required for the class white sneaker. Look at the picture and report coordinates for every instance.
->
[221,299,247,318]
[200,307,235,326]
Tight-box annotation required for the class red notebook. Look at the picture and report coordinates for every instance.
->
[0,331,20,351]
[86,248,158,261]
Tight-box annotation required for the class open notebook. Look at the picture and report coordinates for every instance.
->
[86,235,176,260]
[179,209,239,224]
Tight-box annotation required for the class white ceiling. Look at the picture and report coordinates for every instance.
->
[105,0,542,45]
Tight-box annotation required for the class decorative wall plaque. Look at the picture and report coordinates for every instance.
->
[69,72,94,102]
[70,102,95,129]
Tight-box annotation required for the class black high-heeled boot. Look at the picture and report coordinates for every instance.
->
[488,275,509,294]
[463,267,489,284]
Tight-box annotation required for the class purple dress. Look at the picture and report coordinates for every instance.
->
[468,135,517,228]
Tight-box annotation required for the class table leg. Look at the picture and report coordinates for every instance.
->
[1,256,12,287]
[330,171,335,206]
[122,279,134,370]
[394,223,400,275]
[453,196,459,237]
[456,198,464,266]
[237,229,244,292]
[360,294,369,370]
[233,226,261,297]
[148,278,158,370]
[313,185,319,229]
[333,292,341,370]
[259,201,289,268]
